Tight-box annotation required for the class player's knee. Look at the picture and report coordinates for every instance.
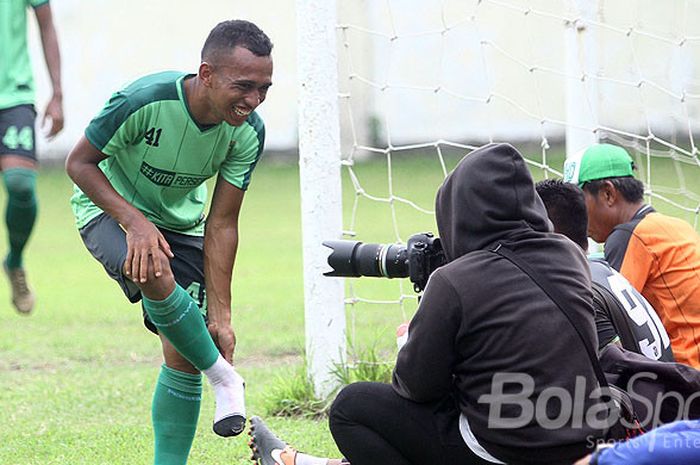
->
[3,168,36,200]
[150,251,174,279]
[329,382,363,424]
[123,249,175,284]
[162,348,199,374]
[139,252,175,291]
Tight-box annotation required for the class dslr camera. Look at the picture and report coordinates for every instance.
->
[323,232,446,292]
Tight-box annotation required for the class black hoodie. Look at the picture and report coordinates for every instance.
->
[392,144,604,465]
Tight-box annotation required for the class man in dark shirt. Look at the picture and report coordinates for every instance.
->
[564,143,700,367]
[536,179,673,361]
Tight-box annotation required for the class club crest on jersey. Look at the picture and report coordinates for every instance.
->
[140,161,208,188]
[227,140,236,157]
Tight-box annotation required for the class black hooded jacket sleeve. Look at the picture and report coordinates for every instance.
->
[393,271,461,402]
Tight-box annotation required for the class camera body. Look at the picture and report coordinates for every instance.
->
[406,233,445,292]
[323,232,446,292]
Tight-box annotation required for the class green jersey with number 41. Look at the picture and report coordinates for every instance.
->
[70,71,265,236]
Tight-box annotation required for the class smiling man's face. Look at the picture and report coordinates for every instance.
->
[205,46,273,127]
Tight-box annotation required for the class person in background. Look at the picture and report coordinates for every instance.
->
[0,0,63,313]
[535,179,673,362]
[564,143,700,368]
[574,419,700,465]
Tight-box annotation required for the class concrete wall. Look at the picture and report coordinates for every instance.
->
[27,0,300,159]
[346,0,699,150]
[26,1,699,160]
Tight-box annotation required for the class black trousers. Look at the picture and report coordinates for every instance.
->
[328,382,495,465]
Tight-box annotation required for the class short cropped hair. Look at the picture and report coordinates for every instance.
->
[202,20,273,62]
[582,177,645,203]
[535,179,589,250]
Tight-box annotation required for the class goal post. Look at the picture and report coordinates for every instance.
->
[565,0,599,158]
[296,0,346,398]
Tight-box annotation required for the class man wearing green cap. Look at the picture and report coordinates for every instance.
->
[563,143,700,368]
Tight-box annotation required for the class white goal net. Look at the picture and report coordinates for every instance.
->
[298,0,700,395]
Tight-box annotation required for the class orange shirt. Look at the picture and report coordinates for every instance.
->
[605,207,700,367]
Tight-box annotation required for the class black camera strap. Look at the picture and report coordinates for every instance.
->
[492,243,645,440]
[490,243,609,389]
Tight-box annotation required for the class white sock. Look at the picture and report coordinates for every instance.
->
[202,355,246,422]
[295,452,328,465]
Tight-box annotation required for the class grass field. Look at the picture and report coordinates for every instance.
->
[0,160,335,465]
[1,145,698,464]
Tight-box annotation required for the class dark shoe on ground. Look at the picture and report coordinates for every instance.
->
[4,264,35,314]
[248,416,297,465]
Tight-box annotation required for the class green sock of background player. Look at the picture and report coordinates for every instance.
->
[142,284,246,437]
[3,168,37,269]
[152,365,201,465]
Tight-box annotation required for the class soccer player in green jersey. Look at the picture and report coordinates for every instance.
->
[65,20,272,465]
[0,0,63,314]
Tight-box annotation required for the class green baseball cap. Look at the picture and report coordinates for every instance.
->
[563,144,635,187]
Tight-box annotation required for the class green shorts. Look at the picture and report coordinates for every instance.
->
[79,213,207,334]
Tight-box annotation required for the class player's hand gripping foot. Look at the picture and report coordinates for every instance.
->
[4,264,35,314]
[249,416,297,465]
[210,362,246,437]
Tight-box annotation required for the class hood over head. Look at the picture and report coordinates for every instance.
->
[435,143,552,261]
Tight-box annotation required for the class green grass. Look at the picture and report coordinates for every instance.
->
[0,145,698,464]
[0,161,332,465]
[261,363,331,419]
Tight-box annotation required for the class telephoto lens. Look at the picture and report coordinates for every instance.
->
[323,240,409,279]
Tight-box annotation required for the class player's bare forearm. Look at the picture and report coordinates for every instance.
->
[66,136,173,282]
[36,5,61,97]
[35,4,63,136]
[204,177,245,361]
[66,136,143,227]
[204,219,238,361]
[204,220,237,325]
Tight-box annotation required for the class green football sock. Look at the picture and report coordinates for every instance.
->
[152,365,202,465]
[3,168,37,270]
[142,284,219,371]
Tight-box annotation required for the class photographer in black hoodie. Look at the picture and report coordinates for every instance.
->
[249,144,605,465]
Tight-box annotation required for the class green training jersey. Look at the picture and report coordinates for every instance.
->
[0,0,48,109]
[70,71,265,236]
